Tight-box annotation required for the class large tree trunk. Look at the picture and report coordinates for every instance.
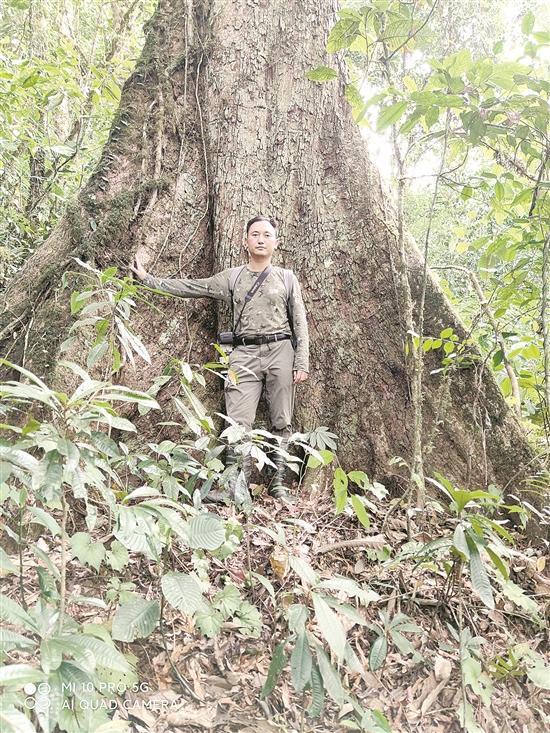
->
[0,0,537,500]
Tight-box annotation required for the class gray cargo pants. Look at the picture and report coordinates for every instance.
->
[224,339,295,438]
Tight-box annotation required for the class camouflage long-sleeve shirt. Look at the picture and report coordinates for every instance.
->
[143,266,309,372]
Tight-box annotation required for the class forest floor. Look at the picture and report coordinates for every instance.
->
[3,480,549,733]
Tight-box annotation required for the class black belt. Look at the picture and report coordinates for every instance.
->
[234,332,291,346]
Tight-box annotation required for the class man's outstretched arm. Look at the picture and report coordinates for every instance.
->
[290,274,309,383]
[130,254,231,303]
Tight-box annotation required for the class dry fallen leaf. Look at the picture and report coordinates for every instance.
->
[434,655,452,682]
[269,547,288,579]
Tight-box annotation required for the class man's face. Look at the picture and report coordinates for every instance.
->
[245,220,278,257]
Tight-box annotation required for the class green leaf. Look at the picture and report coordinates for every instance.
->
[333,467,348,513]
[485,547,508,580]
[524,655,550,689]
[0,628,36,653]
[187,513,225,551]
[40,639,63,673]
[0,548,17,577]
[312,593,346,660]
[0,595,38,632]
[261,641,287,698]
[308,662,325,718]
[317,576,379,605]
[213,584,241,618]
[468,543,495,610]
[0,705,37,733]
[452,525,470,560]
[497,579,540,618]
[65,633,135,676]
[112,597,160,642]
[316,645,344,706]
[327,18,360,52]
[234,601,262,637]
[106,540,129,572]
[288,604,308,633]
[361,709,392,733]
[69,532,105,571]
[289,555,319,587]
[369,635,387,671]
[521,11,535,35]
[28,506,61,536]
[377,101,408,131]
[291,631,312,692]
[195,607,224,637]
[350,494,370,529]
[0,664,44,687]
[161,571,208,614]
[306,66,338,82]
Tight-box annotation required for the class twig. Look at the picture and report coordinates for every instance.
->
[58,487,68,634]
[315,535,386,554]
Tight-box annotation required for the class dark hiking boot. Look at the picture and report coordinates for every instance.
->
[268,443,295,504]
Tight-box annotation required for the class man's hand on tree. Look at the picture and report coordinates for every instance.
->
[293,370,308,384]
[129,253,148,280]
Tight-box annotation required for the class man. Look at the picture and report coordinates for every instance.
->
[130,215,309,503]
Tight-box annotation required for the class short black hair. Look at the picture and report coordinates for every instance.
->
[246,215,278,235]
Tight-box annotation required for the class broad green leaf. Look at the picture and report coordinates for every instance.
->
[289,555,319,587]
[195,608,224,637]
[0,628,36,652]
[497,579,540,618]
[327,18,360,52]
[369,635,387,671]
[333,467,348,513]
[65,634,135,676]
[0,446,38,472]
[0,664,44,686]
[306,66,338,82]
[312,593,346,660]
[261,641,287,698]
[317,576,379,605]
[377,101,408,131]
[40,639,63,674]
[468,543,494,610]
[28,506,61,536]
[0,595,38,632]
[106,540,129,572]
[288,604,308,634]
[462,654,493,705]
[308,662,325,718]
[161,571,208,614]
[213,584,241,618]
[485,547,508,580]
[525,659,550,689]
[0,705,37,733]
[112,597,160,642]
[452,525,470,560]
[69,532,105,571]
[350,494,370,529]
[0,547,17,576]
[316,645,344,706]
[234,601,262,638]
[291,631,312,692]
[187,513,225,550]
[521,11,535,35]
[361,709,392,733]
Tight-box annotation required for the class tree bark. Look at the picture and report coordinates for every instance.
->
[0,0,539,504]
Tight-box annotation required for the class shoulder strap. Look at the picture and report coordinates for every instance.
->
[233,265,272,334]
[229,265,246,293]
